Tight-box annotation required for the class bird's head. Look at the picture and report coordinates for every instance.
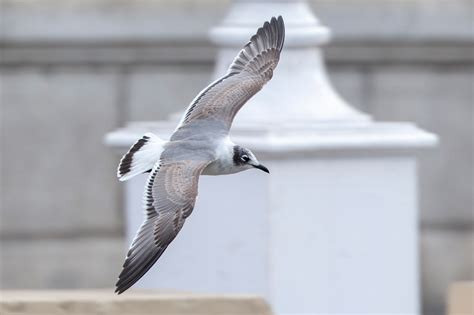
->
[232,146,269,174]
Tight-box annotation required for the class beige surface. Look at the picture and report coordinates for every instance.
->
[0,290,273,315]
[448,282,474,315]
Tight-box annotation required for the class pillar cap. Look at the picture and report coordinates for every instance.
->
[210,0,331,47]
[105,120,438,155]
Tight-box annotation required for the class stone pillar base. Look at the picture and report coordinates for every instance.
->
[106,121,437,315]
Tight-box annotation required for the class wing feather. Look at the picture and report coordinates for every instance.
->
[174,16,285,134]
[115,158,211,294]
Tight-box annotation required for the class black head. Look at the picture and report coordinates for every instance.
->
[232,146,269,173]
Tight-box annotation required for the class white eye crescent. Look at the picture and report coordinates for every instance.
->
[241,155,250,162]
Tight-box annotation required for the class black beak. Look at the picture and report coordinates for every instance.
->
[253,164,270,173]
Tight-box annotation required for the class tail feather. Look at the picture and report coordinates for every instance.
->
[117,133,165,181]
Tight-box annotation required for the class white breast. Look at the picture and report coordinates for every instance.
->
[202,137,238,176]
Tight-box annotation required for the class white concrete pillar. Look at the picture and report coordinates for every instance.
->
[106,1,438,314]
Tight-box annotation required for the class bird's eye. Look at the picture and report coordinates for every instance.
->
[241,155,250,162]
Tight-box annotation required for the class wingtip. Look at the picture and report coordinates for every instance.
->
[114,282,122,294]
[269,16,284,45]
[269,15,284,25]
[115,280,129,295]
[227,15,285,74]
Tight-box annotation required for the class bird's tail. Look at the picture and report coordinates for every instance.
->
[117,133,165,181]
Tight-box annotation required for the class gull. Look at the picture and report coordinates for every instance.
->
[115,16,285,294]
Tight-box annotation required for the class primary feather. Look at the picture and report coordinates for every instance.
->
[174,16,285,135]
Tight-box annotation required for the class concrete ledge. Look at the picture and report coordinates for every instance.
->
[0,290,273,315]
[448,282,474,315]
[1,40,473,66]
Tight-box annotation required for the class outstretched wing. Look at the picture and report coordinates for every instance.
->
[115,155,211,294]
[174,16,285,135]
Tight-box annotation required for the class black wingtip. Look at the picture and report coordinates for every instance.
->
[114,278,125,294]
[227,15,285,75]
[115,279,131,295]
[114,275,132,295]
[277,16,285,30]
[266,16,285,52]
[276,16,285,51]
[269,15,284,26]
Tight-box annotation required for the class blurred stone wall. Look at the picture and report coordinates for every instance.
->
[0,1,472,314]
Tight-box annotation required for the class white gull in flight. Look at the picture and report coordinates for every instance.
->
[115,16,285,294]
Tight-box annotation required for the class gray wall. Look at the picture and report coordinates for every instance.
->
[1,1,473,314]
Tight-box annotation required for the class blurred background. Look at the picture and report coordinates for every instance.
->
[0,1,472,314]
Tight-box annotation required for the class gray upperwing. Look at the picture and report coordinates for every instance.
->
[173,16,285,137]
[115,145,213,294]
